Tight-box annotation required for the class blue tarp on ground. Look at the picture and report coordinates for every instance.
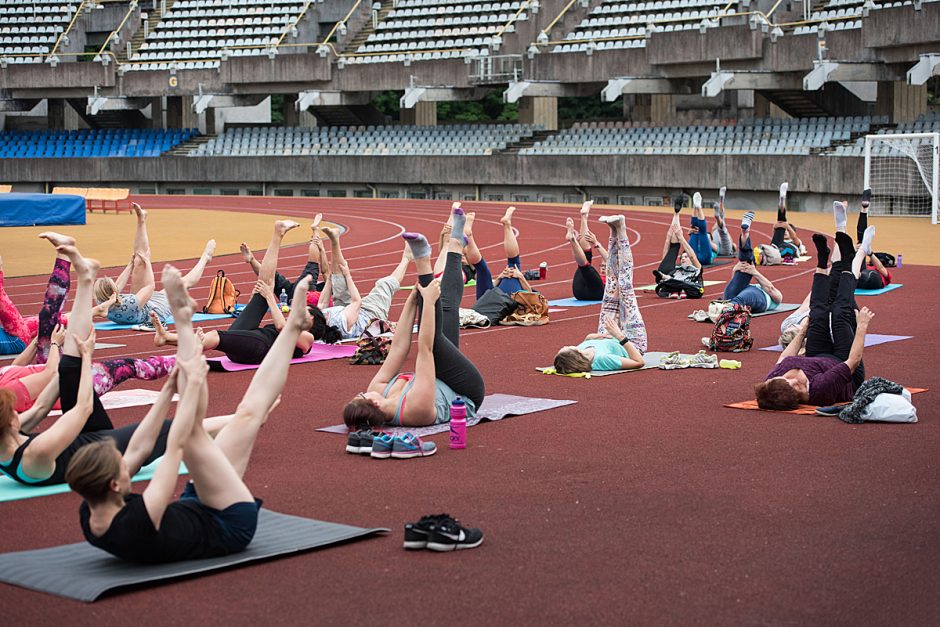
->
[0,193,86,227]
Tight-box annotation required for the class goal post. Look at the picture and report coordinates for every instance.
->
[863,132,939,224]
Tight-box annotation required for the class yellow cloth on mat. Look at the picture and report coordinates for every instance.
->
[537,367,591,379]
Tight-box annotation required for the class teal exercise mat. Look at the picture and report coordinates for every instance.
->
[0,510,387,601]
[94,305,246,331]
[537,351,692,378]
[317,393,576,438]
[855,283,902,296]
[751,303,800,317]
[0,458,188,503]
[1,342,125,360]
[547,298,601,307]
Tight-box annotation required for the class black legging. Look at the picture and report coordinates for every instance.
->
[656,242,681,277]
[273,261,320,305]
[214,293,281,365]
[573,250,604,301]
[806,267,865,391]
[415,251,485,409]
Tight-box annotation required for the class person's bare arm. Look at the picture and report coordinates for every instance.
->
[11,338,37,366]
[785,223,803,249]
[603,317,644,370]
[403,280,439,425]
[91,292,118,318]
[319,267,334,308]
[113,257,135,293]
[869,253,890,279]
[254,280,285,332]
[677,235,702,270]
[845,307,874,372]
[17,374,60,433]
[123,369,179,476]
[133,252,155,307]
[777,319,808,364]
[512,268,533,292]
[339,262,364,330]
[748,265,783,304]
[367,290,418,393]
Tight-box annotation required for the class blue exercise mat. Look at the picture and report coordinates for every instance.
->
[0,193,86,227]
[855,283,902,296]
[547,297,602,307]
[94,304,245,331]
[0,458,188,503]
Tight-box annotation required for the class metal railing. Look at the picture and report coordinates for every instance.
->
[47,0,92,61]
[468,54,523,84]
[97,0,139,60]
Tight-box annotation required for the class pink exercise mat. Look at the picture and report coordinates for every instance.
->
[208,343,357,372]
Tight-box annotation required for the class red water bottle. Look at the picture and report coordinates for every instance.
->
[449,397,466,450]
[539,262,547,280]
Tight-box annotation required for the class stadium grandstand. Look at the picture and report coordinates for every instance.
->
[0,0,937,209]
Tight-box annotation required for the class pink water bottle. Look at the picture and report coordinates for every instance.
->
[449,397,466,450]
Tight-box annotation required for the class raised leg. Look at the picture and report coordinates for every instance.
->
[181,239,217,288]
[34,256,71,364]
[91,355,176,397]
[566,218,589,267]
[598,216,647,353]
[500,206,519,260]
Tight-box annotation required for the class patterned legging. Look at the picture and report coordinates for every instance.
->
[0,258,70,363]
[91,356,176,397]
[599,229,648,353]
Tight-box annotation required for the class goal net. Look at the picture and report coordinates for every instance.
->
[864,132,939,224]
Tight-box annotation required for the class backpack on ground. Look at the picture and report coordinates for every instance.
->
[655,278,705,299]
[350,319,394,365]
[873,252,896,267]
[707,303,753,352]
[500,291,549,326]
[203,270,240,315]
[756,244,783,266]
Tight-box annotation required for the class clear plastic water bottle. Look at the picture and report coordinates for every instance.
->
[279,289,289,312]
[449,397,466,450]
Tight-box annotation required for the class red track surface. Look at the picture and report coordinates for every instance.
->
[1,197,937,624]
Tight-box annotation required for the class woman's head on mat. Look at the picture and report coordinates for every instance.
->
[65,439,129,504]
[778,326,804,352]
[553,346,593,374]
[93,277,117,306]
[308,306,342,344]
[754,373,808,410]
[343,393,388,428]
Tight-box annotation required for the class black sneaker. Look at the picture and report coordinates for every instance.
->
[426,516,484,552]
[816,404,849,417]
[345,429,377,455]
[861,187,872,208]
[403,514,449,550]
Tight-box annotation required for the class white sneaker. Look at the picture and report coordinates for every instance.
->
[688,350,719,368]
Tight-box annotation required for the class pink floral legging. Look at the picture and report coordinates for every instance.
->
[0,258,70,363]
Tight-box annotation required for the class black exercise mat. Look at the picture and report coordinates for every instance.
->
[0,509,386,602]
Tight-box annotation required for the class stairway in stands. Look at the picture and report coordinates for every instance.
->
[501,130,556,154]
[117,0,177,64]
[344,0,395,55]
[169,133,214,155]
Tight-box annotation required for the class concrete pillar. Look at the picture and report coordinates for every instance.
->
[753,92,790,119]
[649,94,674,123]
[875,81,927,123]
[299,109,318,128]
[47,98,65,129]
[166,95,197,129]
[281,95,299,127]
[205,107,217,135]
[149,97,164,129]
[401,101,437,126]
[518,96,557,131]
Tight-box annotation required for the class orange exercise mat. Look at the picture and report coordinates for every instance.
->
[726,388,927,415]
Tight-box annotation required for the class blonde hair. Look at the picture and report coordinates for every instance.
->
[779,326,806,354]
[94,277,117,305]
[553,347,593,374]
[66,439,121,504]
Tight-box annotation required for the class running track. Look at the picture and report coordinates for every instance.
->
[2,197,937,624]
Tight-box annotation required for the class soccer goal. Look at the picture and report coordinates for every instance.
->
[863,132,939,224]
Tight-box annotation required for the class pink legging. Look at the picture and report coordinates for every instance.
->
[0,258,70,363]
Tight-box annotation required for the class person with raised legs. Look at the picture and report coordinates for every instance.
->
[686,192,715,266]
[565,200,607,301]
[653,204,704,299]
[240,213,327,306]
[463,204,531,299]
[755,224,876,409]
[343,206,485,434]
[94,202,216,328]
[67,269,313,563]
[552,214,647,374]
[720,211,784,314]
[709,186,736,256]
[152,220,335,363]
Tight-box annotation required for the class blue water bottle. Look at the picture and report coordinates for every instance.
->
[449,397,466,450]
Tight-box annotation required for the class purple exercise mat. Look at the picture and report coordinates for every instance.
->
[758,334,913,352]
[209,343,357,371]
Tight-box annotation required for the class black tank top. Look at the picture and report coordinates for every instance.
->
[0,435,49,486]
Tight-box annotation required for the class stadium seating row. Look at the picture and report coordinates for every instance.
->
[0,128,198,158]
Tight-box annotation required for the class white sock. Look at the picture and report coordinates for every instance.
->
[741,211,755,230]
[779,182,788,201]
[832,201,847,231]
[692,192,702,210]
[860,225,875,256]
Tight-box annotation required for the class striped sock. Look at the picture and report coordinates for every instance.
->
[741,211,755,231]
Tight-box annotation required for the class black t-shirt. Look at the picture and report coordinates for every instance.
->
[79,494,229,564]
[257,325,304,359]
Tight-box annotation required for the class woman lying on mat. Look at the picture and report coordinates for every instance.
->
[553,214,647,374]
[755,225,877,410]
[684,192,714,266]
[0,245,71,357]
[67,268,308,564]
[652,211,703,299]
[2,326,174,413]
[0,236,190,487]
[709,187,736,257]
[153,220,338,364]
[240,214,328,307]
[317,236,411,340]
[463,204,532,299]
[720,213,784,314]
[849,189,893,291]
[93,203,215,328]
[564,200,608,302]
[343,213,485,429]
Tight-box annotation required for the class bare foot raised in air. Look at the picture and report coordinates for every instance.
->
[565,217,577,241]
[403,242,414,262]
[161,264,197,312]
[275,220,300,237]
[239,242,254,264]
[500,206,516,226]
[55,245,99,279]
[322,227,340,243]
[131,202,147,223]
[151,312,170,347]
[38,232,76,248]
[465,211,476,238]
[580,200,593,217]
[311,213,323,233]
